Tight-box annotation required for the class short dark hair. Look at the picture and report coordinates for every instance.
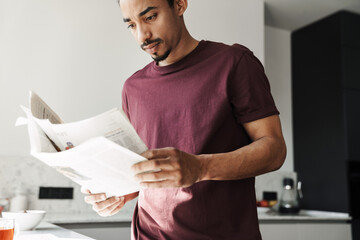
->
[117,0,174,8]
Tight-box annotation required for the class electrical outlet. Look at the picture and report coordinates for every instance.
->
[39,187,73,199]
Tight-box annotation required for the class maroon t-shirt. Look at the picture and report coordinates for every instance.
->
[122,40,279,240]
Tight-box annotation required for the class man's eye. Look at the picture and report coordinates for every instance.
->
[146,14,157,21]
[127,24,135,29]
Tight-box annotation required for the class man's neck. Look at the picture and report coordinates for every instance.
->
[158,34,199,67]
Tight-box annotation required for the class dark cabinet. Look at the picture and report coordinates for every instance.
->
[344,90,360,159]
[292,10,360,239]
[342,47,360,90]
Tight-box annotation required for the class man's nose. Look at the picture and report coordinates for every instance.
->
[137,25,151,44]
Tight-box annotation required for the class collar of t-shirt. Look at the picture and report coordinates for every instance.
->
[151,40,207,74]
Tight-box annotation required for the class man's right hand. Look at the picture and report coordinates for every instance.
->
[81,187,139,217]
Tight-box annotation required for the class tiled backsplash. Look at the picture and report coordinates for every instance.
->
[255,170,297,201]
[0,155,295,219]
[0,155,136,218]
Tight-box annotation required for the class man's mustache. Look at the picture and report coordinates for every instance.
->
[141,38,163,50]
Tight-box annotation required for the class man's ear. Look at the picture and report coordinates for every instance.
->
[175,0,188,16]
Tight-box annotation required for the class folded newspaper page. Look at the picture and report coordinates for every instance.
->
[17,91,148,197]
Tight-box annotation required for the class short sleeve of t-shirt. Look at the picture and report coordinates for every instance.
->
[121,88,130,120]
[228,47,279,123]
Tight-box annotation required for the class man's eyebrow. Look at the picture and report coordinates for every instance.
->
[139,6,157,17]
[123,6,157,23]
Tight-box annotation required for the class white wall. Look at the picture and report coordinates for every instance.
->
[0,0,265,218]
[264,25,293,171]
[0,0,264,156]
[185,0,264,63]
[0,0,146,156]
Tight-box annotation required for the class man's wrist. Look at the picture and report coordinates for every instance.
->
[197,154,213,182]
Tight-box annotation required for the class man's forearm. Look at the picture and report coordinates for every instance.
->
[198,136,286,181]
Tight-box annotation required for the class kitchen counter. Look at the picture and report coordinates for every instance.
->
[258,208,352,240]
[257,208,352,222]
[44,212,132,224]
[44,208,351,224]
[16,222,94,240]
[44,209,352,240]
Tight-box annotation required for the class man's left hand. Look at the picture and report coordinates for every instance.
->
[132,147,204,188]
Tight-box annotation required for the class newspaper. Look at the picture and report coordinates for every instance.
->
[17,91,148,197]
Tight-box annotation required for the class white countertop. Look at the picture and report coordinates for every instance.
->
[16,222,94,240]
[257,207,351,222]
[44,212,132,224]
[14,211,351,240]
[44,208,351,225]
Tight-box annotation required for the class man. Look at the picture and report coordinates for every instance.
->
[83,0,286,239]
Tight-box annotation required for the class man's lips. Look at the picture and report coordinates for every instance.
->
[143,42,160,54]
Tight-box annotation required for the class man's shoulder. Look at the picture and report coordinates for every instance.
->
[125,61,153,83]
[203,40,253,61]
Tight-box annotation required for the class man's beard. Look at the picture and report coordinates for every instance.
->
[152,49,171,62]
[141,38,171,63]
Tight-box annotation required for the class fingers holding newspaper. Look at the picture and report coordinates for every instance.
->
[81,187,139,217]
[132,147,204,188]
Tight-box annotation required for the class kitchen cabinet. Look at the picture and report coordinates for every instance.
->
[56,209,351,240]
[258,209,351,240]
[259,222,351,240]
[58,221,351,240]
[292,10,360,239]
